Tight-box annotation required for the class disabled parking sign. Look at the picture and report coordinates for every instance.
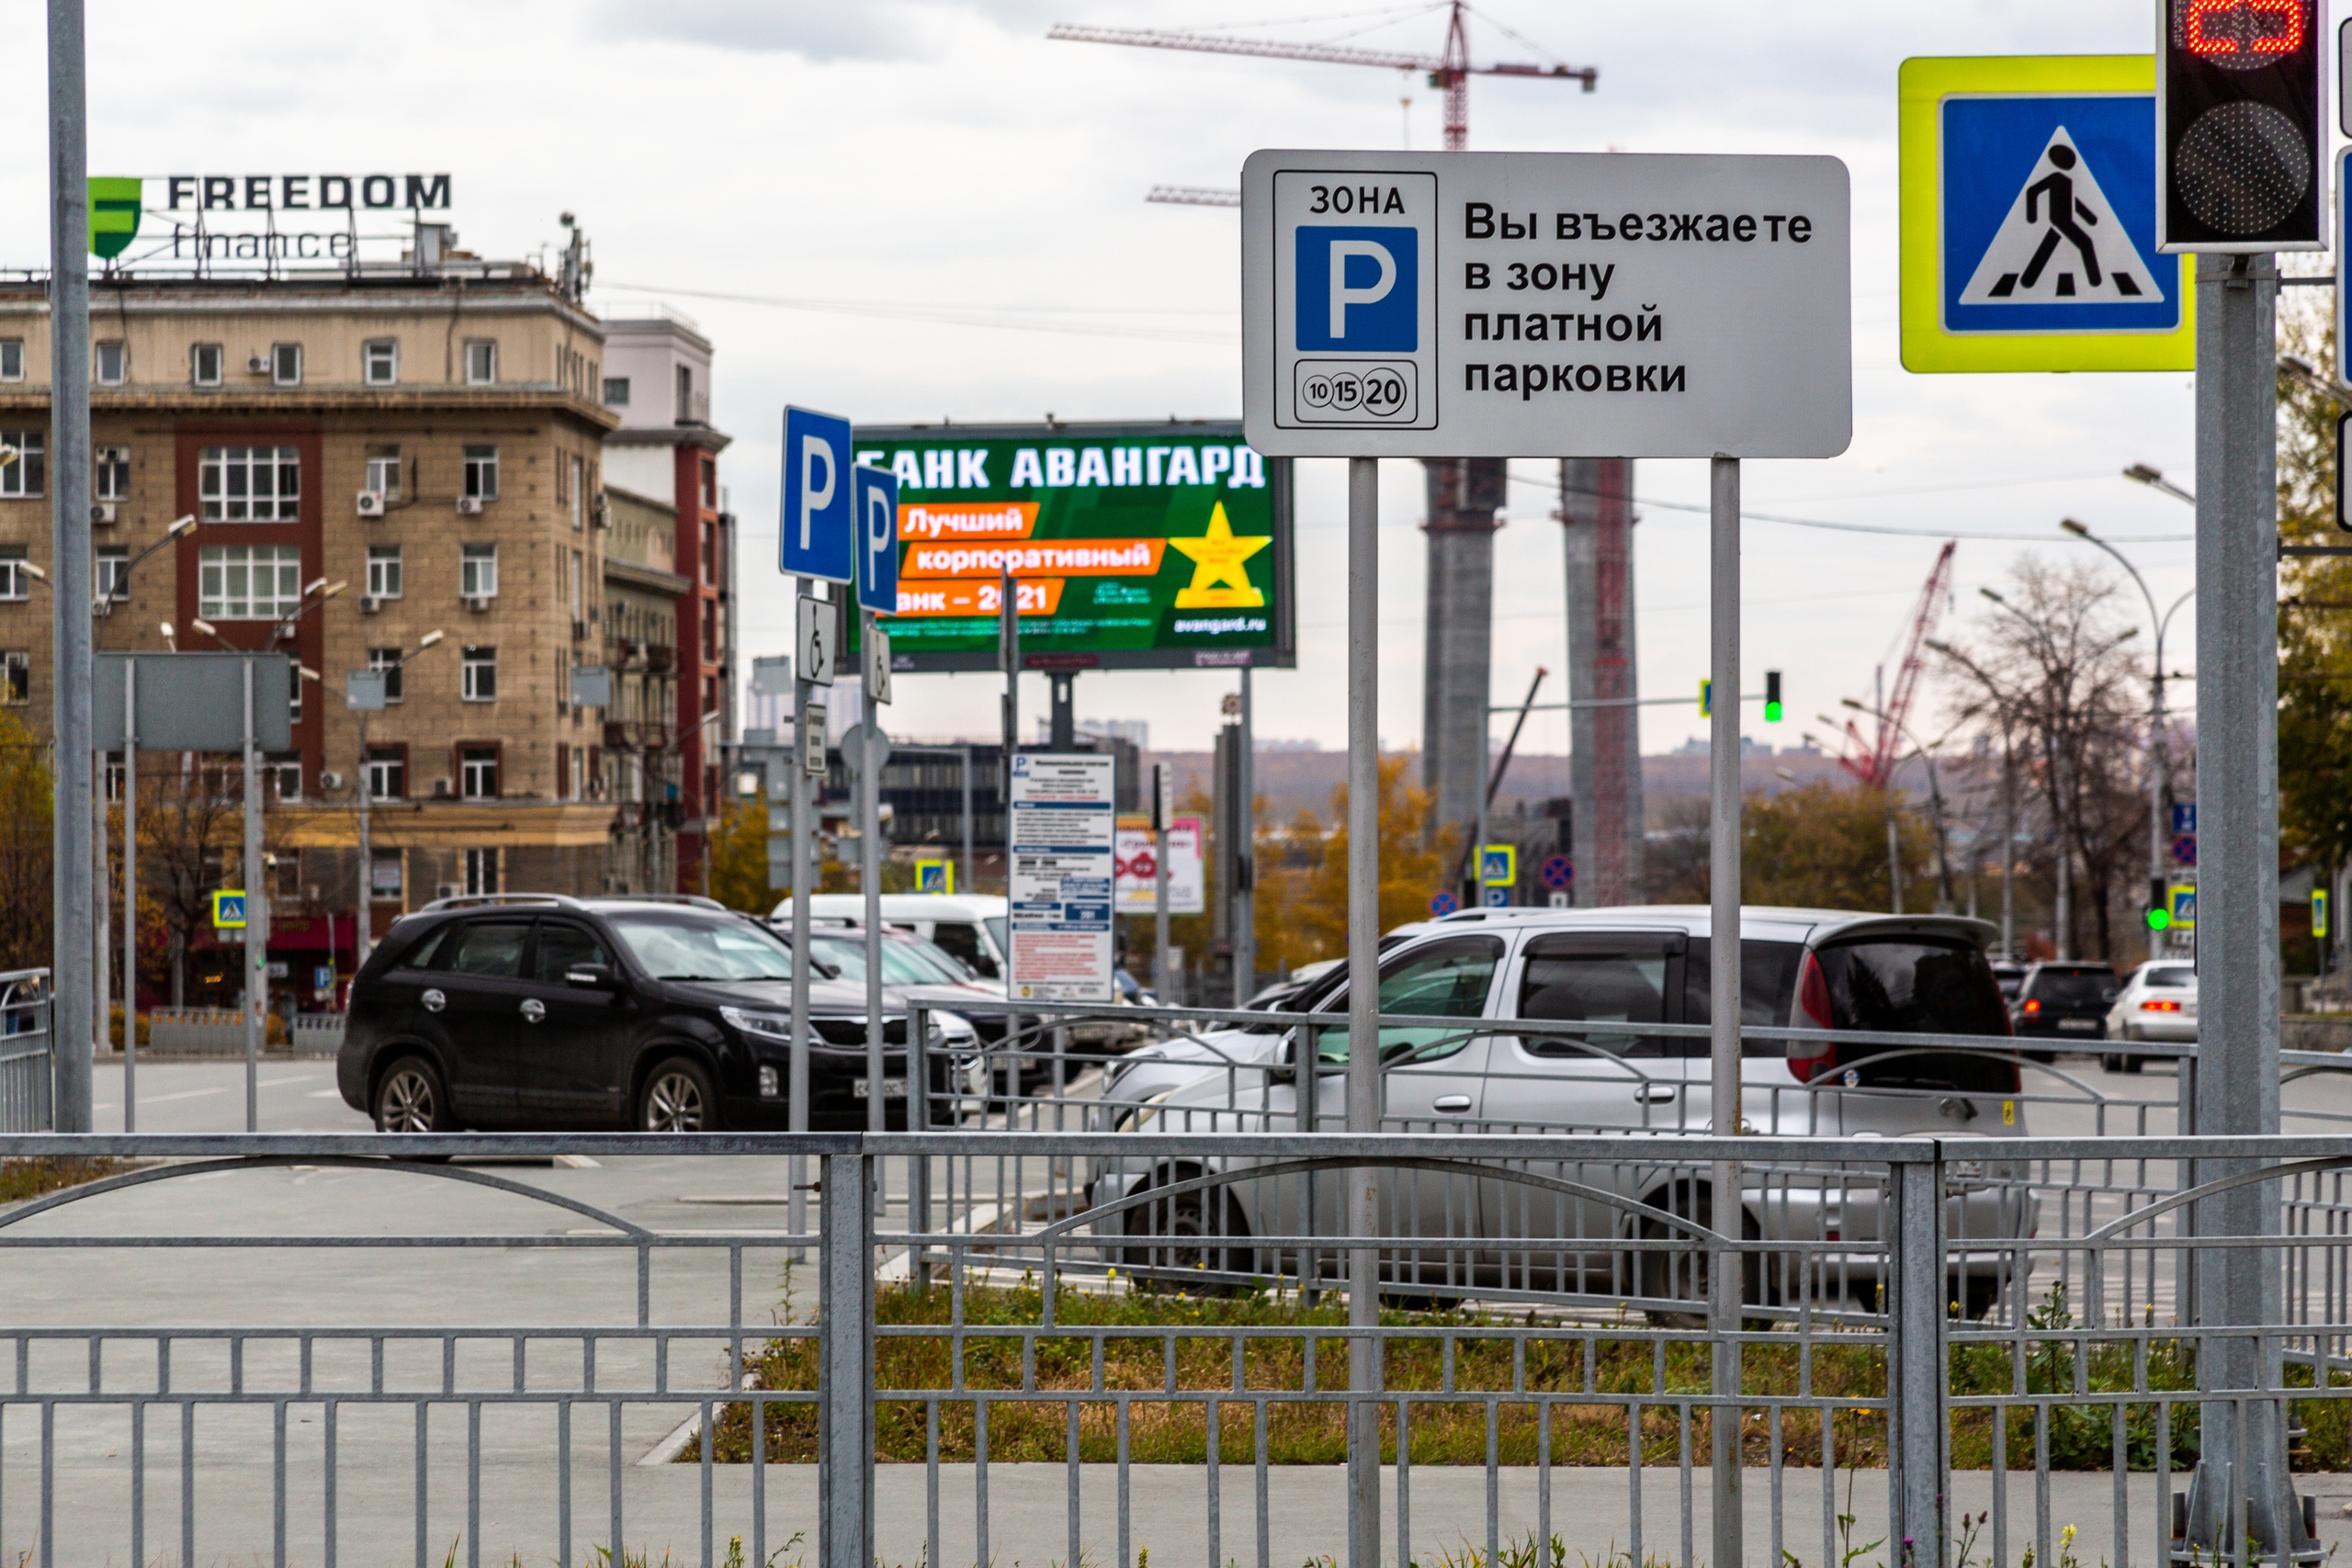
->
[1900,56,2195,373]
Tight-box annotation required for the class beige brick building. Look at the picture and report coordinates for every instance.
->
[0,255,702,1004]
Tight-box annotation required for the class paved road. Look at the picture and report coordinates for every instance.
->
[93,1055,371,1134]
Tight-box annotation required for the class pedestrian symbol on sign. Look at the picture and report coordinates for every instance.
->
[1961,129,2154,306]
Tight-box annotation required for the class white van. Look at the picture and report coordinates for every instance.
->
[772,894,1009,981]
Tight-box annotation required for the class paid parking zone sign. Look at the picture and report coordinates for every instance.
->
[1900,56,2194,372]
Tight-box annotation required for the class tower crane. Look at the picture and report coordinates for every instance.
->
[1837,541,1959,789]
[1047,2,1597,152]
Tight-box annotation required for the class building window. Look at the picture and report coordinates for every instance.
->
[288,660,304,725]
[267,754,302,803]
[462,445,498,501]
[94,446,129,502]
[603,376,629,406]
[368,647,406,703]
[197,544,301,620]
[0,431,45,497]
[459,544,497,600]
[95,340,126,385]
[190,344,223,387]
[571,548,584,621]
[366,545,401,601]
[463,845,501,893]
[676,364,693,422]
[463,340,497,385]
[701,459,717,509]
[362,339,398,386]
[198,445,300,522]
[365,749,406,805]
[0,651,27,703]
[460,646,497,702]
[272,343,302,386]
[96,546,129,603]
[570,455,586,530]
[0,547,34,601]
[0,340,20,381]
[458,745,500,800]
[369,845,404,900]
[364,452,401,501]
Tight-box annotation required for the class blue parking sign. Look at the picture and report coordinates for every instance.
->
[853,463,898,615]
[2171,802,2196,835]
[781,406,854,584]
[1294,227,1419,352]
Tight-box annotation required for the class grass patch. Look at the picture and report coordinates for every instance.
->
[697,1279,2352,1473]
[0,1156,124,1205]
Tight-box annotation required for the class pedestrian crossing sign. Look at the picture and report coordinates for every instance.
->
[1900,55,2195,373]
[915,859,953,895]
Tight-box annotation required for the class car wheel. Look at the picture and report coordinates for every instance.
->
[1120,1178,1253,1286]
[2100,1053,2125,1074]
[1634,1183,1765,1330]
[374,1056,455,1134]
[638,1056,721,1132]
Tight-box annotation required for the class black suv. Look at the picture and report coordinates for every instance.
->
[336,895,978,1133]
[2010,961,2119,1046]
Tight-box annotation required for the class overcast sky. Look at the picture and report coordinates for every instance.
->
[0,0,2278,757]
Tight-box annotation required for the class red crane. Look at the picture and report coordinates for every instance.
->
[1838,541,1958,789]
[1047,2,1597,151]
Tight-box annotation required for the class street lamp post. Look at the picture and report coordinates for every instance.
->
[2061,518,2194,954]
[1928,638,2025,959]
[1842,697,1957,912]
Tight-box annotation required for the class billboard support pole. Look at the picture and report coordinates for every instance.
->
[1234,667,1255,1005]
[243,655,263,1133]
[121,658,135,1132]
[1049,671,1075,750]
[1344,455,1381,1568]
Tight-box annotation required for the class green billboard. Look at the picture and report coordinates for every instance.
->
[848,421,1294,672]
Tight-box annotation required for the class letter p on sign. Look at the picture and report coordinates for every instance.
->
[780,406,854,584]
[853,462,899,615]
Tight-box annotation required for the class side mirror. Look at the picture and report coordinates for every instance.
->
[812,959,842,981]
[565,964,617,990]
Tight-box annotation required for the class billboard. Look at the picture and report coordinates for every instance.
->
[849,421,1294,672]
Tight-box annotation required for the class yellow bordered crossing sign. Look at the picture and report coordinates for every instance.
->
[1900,55,2195,373]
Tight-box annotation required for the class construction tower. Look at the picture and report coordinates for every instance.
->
[1422,458,1510,877]
[1560,458,1643,905]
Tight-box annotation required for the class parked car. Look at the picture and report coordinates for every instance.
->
[2009,962,2118,1050]
[774,893,1009,981]
[1990,961,2030,1002]
[2101,960,2198,1071]
[1092,905,2032,1317]
[338,894,979,1134]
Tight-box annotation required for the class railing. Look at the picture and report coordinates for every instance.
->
[144,1006,258,1055]
[3,1127,2349,1568]
[0,968,51,1133]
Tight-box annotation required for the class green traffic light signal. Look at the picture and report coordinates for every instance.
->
[2146,907,2172,932]
[1764,670,1782,723]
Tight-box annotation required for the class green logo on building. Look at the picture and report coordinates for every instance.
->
[89,177,141,259]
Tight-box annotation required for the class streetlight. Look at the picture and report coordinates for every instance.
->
[2123,464,2197,506]
[96,514,197,622]
[1928,637,2027,957]
[2060,518,2195,953]
[1843,696,1957,914]
[352,630,446,972]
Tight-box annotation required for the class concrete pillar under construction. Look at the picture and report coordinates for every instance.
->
[1420,458,1508,886]
[1560,457,1643,906]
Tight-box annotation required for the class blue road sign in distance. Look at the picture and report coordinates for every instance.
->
[2169,885,2197,931]
[1479,844,1516,886]
[2172,802,2196,835]
[1938,93,2178,341]
[781,407,854,584]
[1429,891,1458,917]
[853,462,899,615]
[2172,832,2197,867]
[1481,886,1510,908]
[1540,854,1575,890]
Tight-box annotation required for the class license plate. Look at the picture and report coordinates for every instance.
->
[852,1077,907,1099]
[2058,1019,2098,1032]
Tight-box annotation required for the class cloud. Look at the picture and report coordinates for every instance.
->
[582,0,1058,62]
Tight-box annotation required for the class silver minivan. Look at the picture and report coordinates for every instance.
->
[1092,905,2033,1316]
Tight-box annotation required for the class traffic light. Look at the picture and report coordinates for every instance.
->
[2147,875,2174,932]
[1764,670,1783,723]
[1698,679,1711,718]
[2158,0,2324,252]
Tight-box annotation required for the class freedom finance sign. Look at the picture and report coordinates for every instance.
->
[1238,150,1851,458]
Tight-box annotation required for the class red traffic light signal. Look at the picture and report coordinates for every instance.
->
[2159,0,2324,251]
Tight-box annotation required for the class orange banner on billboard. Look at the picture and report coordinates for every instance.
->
[894,578,1068,617]
[901,539,1166,578]
[897,502,1039,541]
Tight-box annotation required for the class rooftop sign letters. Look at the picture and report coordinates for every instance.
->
[88,172,456,264]
[157,174,453,212]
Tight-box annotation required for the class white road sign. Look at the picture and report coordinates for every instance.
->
[1007,752,1116,1002]
[1240,149,1852,458]
[1115,816,1204,916]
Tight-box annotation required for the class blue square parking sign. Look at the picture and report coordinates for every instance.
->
[1294,226,1418,352]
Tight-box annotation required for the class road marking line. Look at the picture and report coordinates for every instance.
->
[136,1088,226,1105]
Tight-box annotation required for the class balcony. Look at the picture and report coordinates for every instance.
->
[644,644,674,674]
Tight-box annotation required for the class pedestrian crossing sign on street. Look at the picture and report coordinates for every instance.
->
[1900,55,2195,373]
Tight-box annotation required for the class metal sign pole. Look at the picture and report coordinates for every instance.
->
[121,658,135,1131]
[1344,455,1381,1568]
[1152,764,1170,1001]
[1707,453,1745,1568]
[47,0,94,1134]
[862,610,886,1141]
[1234,666,1255,1004]
[355,711,371,972]
[790,592,814,1249]
[243,655,263,1132]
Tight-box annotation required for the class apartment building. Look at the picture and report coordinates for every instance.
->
[0,250,685,1003]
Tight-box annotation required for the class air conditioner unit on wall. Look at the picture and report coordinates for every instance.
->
[356,491,385,518]
[319,771,344,791]
[433,778,452,798]
[435,884,459,900]
[591,496,610,529]
[359,596,381,615]
[247,355,269,375]
[91,502,117,525]
[455,495,483,515]
[462,594,492,613]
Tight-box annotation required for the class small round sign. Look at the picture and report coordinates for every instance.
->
[1540,854,1575,890]
[1429,891,1459,916]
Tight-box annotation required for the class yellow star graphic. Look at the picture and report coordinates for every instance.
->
[1167,502,1271,608]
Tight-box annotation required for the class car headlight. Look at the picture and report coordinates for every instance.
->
[1116,1089,1176,1133]
[930,1010,979,1046]
[719,1005,792,1043]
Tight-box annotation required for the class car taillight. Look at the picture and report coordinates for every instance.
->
[2022,998,2041,1014]
[1789,952,1837,1082]
[2141,998,2182,1013]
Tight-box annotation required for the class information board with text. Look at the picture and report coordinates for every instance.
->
[1008,752,1117,1001]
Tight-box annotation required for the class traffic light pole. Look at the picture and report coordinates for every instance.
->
[2184,250,2304,1563]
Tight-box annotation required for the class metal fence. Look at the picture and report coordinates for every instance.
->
[5,1127,2352,1568]
[0,968,51,1133]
